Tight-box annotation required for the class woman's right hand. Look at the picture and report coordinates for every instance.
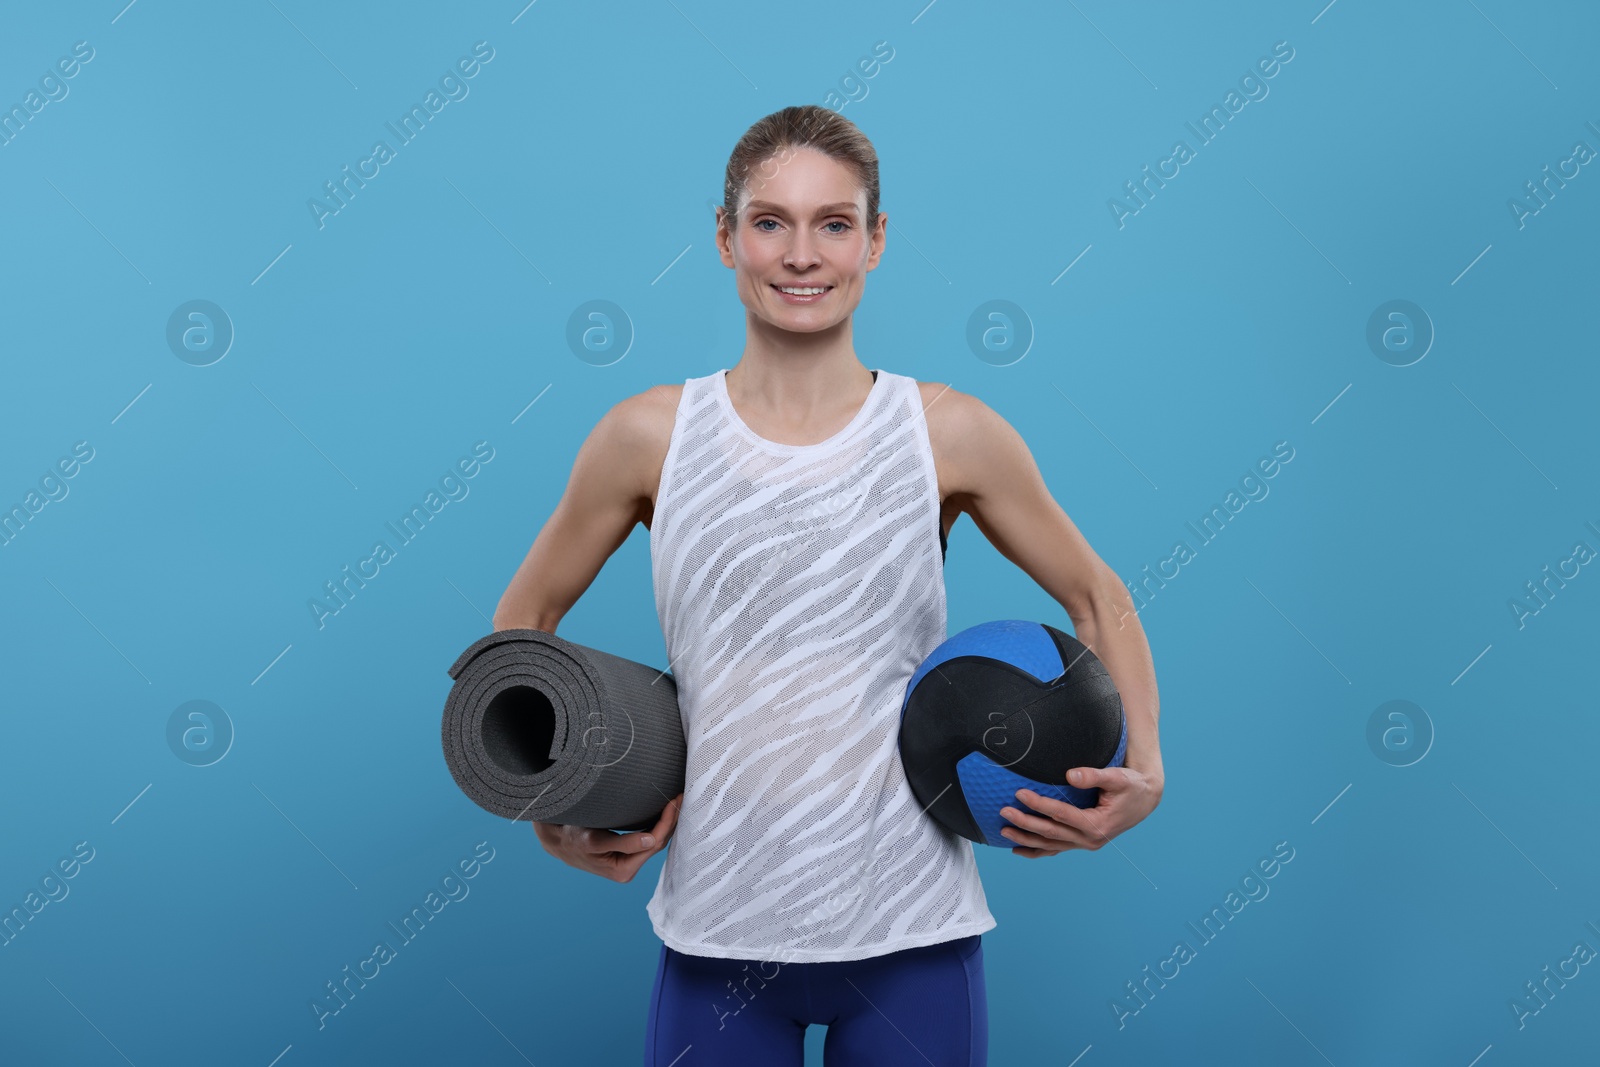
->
[532,792,684,883]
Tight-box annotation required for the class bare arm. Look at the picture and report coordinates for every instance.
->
[929,385,1162,854]
[493,387,685,881]
[491,390,666,632]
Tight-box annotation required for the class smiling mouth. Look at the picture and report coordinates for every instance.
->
[772,284,833,297]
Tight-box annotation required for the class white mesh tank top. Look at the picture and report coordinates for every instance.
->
[645,366,997,963]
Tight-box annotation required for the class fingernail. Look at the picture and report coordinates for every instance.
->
[641,835,654,847]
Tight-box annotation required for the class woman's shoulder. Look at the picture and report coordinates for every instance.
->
[606,383,683,450]
[908,378,983,435]
[576,384,684,506]
[905,378,1026,496]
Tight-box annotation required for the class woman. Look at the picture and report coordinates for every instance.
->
[492,105,1164,1066]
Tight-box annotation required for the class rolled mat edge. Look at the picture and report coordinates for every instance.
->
[441,628,685,830]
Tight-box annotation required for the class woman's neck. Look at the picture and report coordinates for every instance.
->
[725,324,874,438]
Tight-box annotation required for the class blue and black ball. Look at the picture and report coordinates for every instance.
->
[898,619,1127,847]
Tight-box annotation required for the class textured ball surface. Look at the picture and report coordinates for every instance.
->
[898,619,1127,847]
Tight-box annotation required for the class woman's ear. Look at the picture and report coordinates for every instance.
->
[865,209,887,270]
[715,208,738,269]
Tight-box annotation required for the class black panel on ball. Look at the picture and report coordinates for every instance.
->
[900,658,1047,841]
[899,622,1127,843]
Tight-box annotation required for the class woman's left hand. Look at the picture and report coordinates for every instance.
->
[997,765,1163,858]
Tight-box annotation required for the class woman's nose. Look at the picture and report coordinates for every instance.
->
[784,233,821,269]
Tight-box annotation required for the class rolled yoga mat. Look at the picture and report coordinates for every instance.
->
[441,628,686,831]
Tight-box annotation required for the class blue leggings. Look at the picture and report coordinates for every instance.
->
[643,934,987,1066]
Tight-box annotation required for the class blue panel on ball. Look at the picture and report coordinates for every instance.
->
[903,620,1063,716]
[1109,712,1128,770]
[955,714,1129,848]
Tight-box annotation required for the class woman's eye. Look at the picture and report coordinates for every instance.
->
[824,221,850,234]
[755,219,779,232]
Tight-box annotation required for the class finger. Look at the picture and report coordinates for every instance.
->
[1066,766,1124,791]
[623,843,659,872]
[533,821,573,849]
[1008,790,1080,822]
[1000,824,1076,851]
[1010,845,1054,859]
[652,794,684,834]
[608,846,655,882]
[1010,791,1117,843]
[592,855,630,882]
[999,810,1098,850]
[1000,800,1099,845]
[577,829,633,854]
[608,829,659,852]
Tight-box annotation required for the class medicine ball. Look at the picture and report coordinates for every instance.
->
[898,619,1127,847]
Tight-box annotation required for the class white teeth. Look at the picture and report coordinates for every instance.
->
[778,286,828,295]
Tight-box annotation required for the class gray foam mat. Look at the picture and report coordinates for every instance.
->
[440,628,685,830]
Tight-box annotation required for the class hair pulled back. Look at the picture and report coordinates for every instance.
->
[720,105,880,233]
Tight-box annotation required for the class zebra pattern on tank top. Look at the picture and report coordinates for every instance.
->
[645,366,996,963]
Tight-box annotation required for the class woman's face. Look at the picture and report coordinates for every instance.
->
[716,146,886,335]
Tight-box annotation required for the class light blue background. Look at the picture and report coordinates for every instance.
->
[2,1,1597,1064]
